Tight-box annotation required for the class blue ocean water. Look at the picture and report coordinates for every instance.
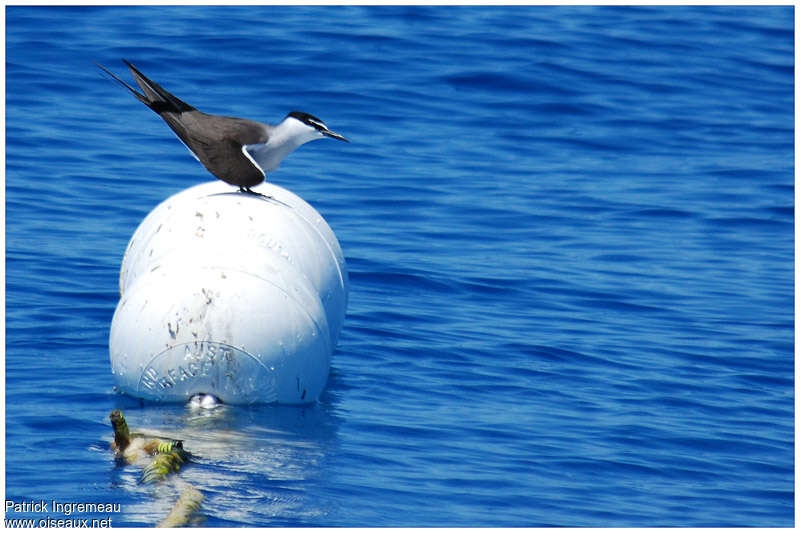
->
[4,5,794,527]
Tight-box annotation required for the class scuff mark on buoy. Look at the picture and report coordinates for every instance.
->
[168,321,178,339]
[201,288,213,305]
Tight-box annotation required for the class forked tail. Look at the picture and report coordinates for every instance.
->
[96,59,195,114]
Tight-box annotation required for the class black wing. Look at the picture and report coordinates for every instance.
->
[97,60,267,187]
[167,112,268,188]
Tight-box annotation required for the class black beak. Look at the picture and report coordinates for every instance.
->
[322,129,349,143]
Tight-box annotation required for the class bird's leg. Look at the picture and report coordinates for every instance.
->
[238,186,273,200]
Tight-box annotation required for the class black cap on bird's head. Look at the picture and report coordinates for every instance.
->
[287,110,349,142]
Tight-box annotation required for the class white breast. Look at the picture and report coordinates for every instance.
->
[244,117,323,173]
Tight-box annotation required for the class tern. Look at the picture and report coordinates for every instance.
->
[97,59,349,193]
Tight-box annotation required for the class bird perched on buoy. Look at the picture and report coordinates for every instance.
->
[96,59,349,193]
[109,409,189,483]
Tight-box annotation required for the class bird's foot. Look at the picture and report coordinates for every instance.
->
[238,186,273,200]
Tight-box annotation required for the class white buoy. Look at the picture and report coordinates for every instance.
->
[109,181,348,404]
